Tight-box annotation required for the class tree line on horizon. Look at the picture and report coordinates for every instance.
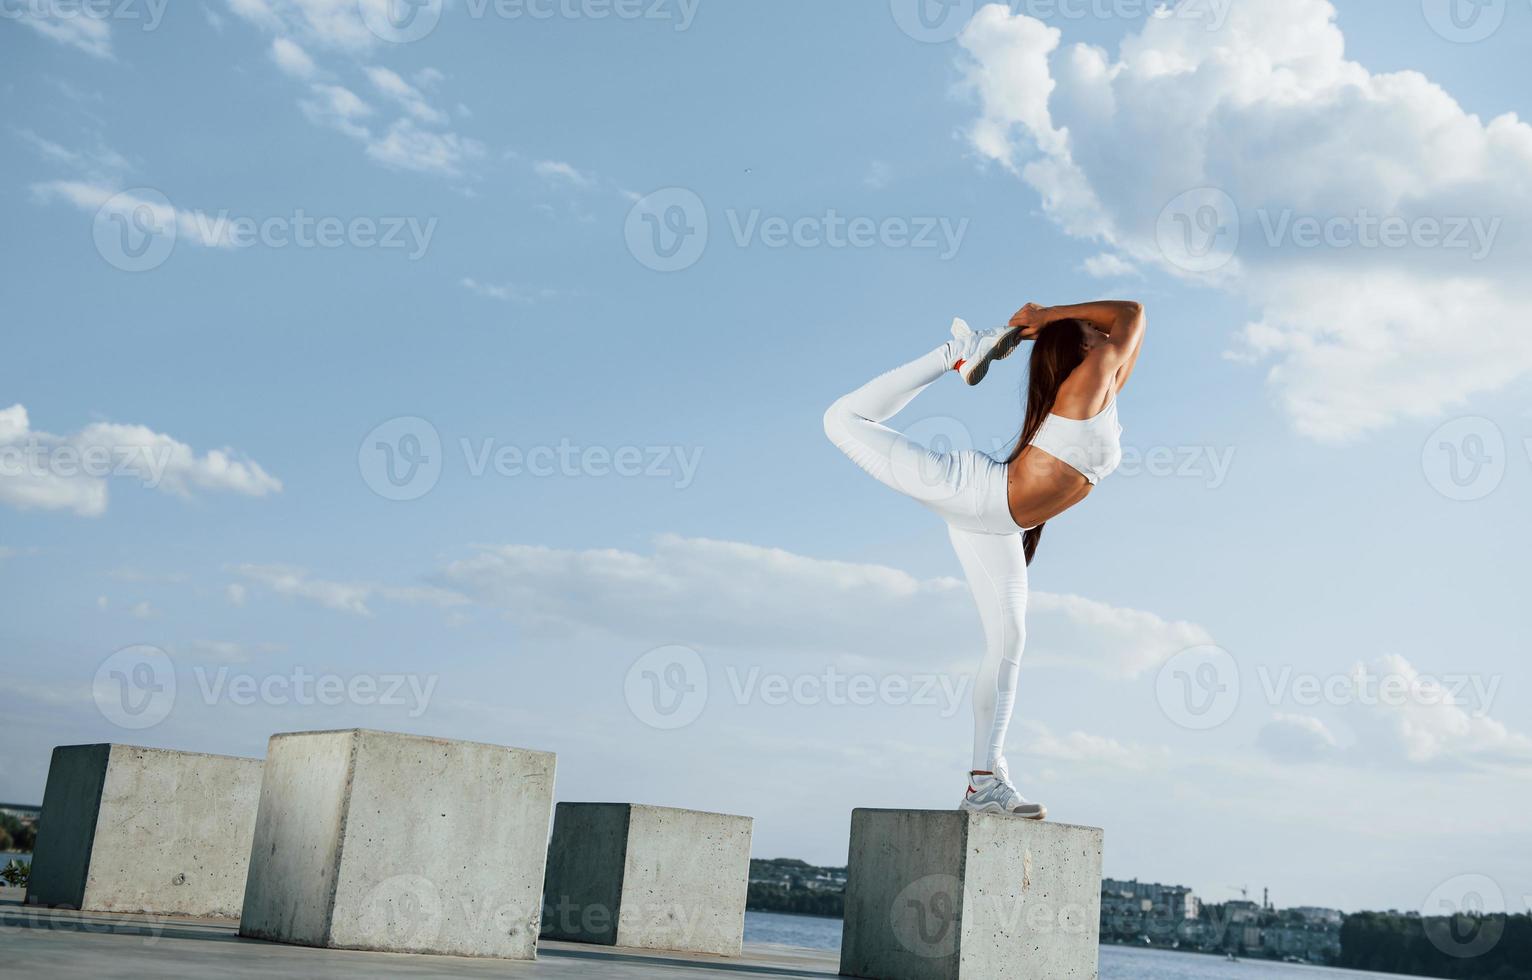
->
[0,814,35,854]
[1338,911,1531,980]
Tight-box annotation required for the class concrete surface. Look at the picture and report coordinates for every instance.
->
[542,803,752,956]
[27,744,263,918]
[0,895,837,979]
[24,744,109,911]
[239,729,557,960]
[840,809,1103,980]
[539,803,629,946]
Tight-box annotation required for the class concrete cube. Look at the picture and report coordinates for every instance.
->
[27,743,263,917]
[839,809,1103,980]
[237,729,555,959]
[540,803,752,956]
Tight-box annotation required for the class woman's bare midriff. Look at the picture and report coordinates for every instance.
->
[1006,445,1093,529]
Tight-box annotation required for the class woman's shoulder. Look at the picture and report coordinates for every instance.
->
[1051,358,1118,419]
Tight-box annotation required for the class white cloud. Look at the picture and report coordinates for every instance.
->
[1348,654,1532,770]
[226,0,379,51]
[296,87,480,176]
[14,129,130,180]
[108,566,190,584]
[1018,720,1168,769]
[439,534,1210,677]
[270,36,317,79]
[956,0,1532,441]
[228,3,480,181]
[236,564,370,614]
[441,534,967,655]
[365,66,447,125]
[169,639,282,664]
[184,640,250,663]
[534,160,594,188]
[1258,656,1532,772]
[31,181,243,249]
[129,601,157,620]
[960,9,1066,161]
[1027,591,1214,678]
[226,583,248,606]
[365,118,483,177]
[1257,712,1341,762]
[11,7,114,59]
[459,277,556,304]
[299,83,375,138]
[460,277,521,302]
[234,564,467,617]
[1080,252,1140,280]
[0,404,282,517]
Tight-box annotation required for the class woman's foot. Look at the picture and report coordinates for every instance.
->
[950,317,1025,387]
[960,768,1047,819]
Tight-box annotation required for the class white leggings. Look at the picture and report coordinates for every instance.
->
[823,342,1029,772]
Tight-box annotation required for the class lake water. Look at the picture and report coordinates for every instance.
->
[745,909,845,949]
[743,912,1430,979]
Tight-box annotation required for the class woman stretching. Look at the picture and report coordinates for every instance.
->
[823,300,1145,819]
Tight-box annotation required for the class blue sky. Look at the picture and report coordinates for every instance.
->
[3,0,1530,916]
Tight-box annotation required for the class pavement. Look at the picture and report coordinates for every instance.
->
[0,891,840,979]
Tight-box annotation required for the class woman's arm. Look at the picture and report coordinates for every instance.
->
[1011,300,1146,392]
[1011,299,1143,343]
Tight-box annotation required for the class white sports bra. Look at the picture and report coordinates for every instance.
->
[1029,395,1124,486]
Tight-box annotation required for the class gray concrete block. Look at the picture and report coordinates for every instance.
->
[541,803,752,956]
[26,743,263,917]
[839,809,1103,980]
[238,729,556,960]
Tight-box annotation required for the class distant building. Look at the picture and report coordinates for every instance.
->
[1290,906,1343,926]
[1225,899,1261,924]
[1098,881,1340,965]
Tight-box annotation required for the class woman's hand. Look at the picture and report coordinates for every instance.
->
[1008,303,1049,338]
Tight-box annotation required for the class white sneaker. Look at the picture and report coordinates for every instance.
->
[950,317,1024,387]
[960,767,1046,819]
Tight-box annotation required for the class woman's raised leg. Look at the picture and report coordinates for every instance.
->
[822,339,965,508]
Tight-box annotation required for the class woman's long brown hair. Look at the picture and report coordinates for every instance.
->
[1005,319,1087,565]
